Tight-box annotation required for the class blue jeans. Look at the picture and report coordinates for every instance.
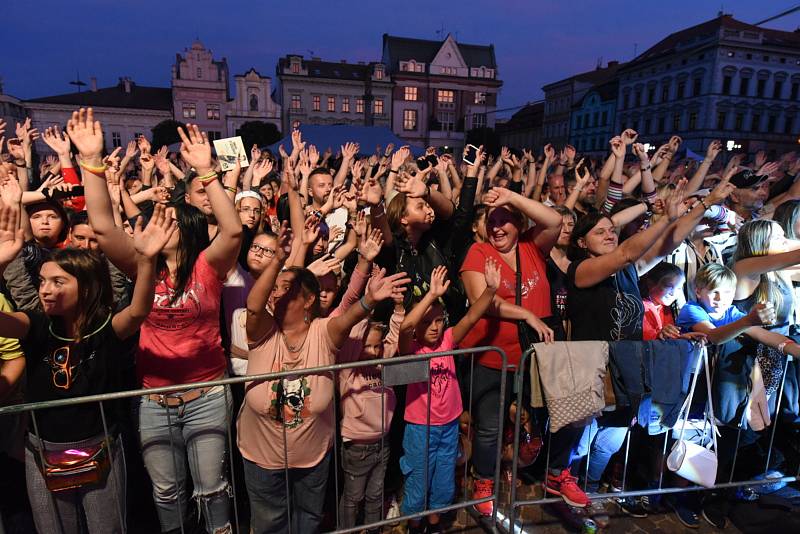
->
[573,420,628,493]
[243,450,331,534]
[400,420,458,515]
[138,386,232,533]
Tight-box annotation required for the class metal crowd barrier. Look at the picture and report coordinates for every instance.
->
[0,345,508,534]
[500,345,800,533]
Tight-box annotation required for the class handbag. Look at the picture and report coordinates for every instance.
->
[667,346,719,488]
[32,437,112,492]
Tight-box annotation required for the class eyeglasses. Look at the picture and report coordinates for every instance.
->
[250,243,276,257]
[239,207,262,215]
[51,346,73,389]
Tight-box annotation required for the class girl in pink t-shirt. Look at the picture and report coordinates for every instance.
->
[397,260,500,533]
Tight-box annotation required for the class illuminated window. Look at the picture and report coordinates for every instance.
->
[403,109,417,130]
[373,98,384,115]
[327,96,335,112]
[207,103,220,120]
[182,103,196,119]
[474,92,486,104]
[342,97,350,112]
[356,98,364,113]
[437,90,454,103]
[312,95,320,111]
[291,95,301,110]
[404,87,418,101]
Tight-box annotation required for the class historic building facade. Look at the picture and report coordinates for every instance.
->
[226,68,281,135]
[615,14,800,155]
[275,55,392,134]
[382,33,502,151]
[569,80,618,155]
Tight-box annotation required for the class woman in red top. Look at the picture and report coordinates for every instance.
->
[459,186,563,516]
[72,109,243,533]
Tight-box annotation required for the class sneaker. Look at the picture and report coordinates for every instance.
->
[386,495,401,520]
[668,496,700,529]
[545,469,590,508]
[586,499,610,528]
[613,496,648,518]
[701,494,728,529]
[472,478,494,516]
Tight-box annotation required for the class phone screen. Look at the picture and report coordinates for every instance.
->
[416,157,430,171]
[463,144,478,165]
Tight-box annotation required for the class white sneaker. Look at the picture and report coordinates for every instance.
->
[386,495,401,520]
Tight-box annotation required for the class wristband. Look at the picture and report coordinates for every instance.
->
[699,198,709,211]
[78,160,108,177]
[779,340,797,355]
[640,164,651,172]
[224,186,237,194]
[359,295,374,312]
[389,169,398,175]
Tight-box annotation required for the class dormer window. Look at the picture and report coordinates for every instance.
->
[290,58,301,74]
[375,65,384,80]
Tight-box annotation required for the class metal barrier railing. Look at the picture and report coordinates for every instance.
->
[501,344,800,533]
[0,345,508,534]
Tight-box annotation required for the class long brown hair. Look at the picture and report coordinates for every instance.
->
[45,248,113,341]
[733,220,785,312]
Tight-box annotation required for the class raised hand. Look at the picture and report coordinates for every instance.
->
[301,214,321,245]
[484,258,501,291]
[307,254,343,277]
[609,136,626,158]
[483,186,515,207]
[291,129,305,154]
[124,140,138,160]
[621,129,638,145]
[0,196,24,267]
[0,172,22,206]
[366,270,410,304]
[37,173,64,193]
[705,179,735,206]
[668,135,682,154]
[136,135,151,155]
[665,179,688,221]
[252,158,273,181]
[307,144,320,168]
[564,144,576,163]
[133,204,178,258]
[358,226,384,262]
[429,265,451,298]
[754,150,767,169]
[758,161,780,177]
[748,302,776,326]
[177,124,213,174]
[278,144,289,160]
[543,143,555,161]
[66,108,104,161]
[395,171,427,198]
[391,146,410,170]
[275,221,293,263]
[359,177,383,206]
[341,142,360,160]
[42,126,71,155]
[632,143,650,164]
[705,140,722,161]
[250,144,262,162]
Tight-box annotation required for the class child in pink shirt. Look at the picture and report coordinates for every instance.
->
[398,260,500,533]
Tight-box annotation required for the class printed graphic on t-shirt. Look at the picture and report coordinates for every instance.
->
[502,271,540,298]
[356,366,384,390]
[269,374,312,429]
[430,360,451,397]
[149,286,202,331]
[44,345,96,390]
[611,290,644,340]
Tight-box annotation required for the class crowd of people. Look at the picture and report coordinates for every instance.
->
[1,107,800,533]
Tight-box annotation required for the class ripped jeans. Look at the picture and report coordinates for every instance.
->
[138,385,232,533]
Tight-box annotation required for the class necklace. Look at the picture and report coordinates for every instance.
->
[48,312,112,342]
[282,328,309,353]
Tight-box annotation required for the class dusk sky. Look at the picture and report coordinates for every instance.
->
[3,0,800,117]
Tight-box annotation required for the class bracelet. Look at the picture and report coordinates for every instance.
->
[699,199,710,211]
[78,160,108,177]
[224,186,237,194]
[779,340,797,355]
[358,295,374,312]
[640,164,651,172]
[389,169,398,175]
[195,170,217,182]
[14,162,25,168]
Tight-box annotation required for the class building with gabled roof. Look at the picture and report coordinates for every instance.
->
[382,33,502,151]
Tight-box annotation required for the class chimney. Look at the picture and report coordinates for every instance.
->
[122,77,131,93]
[607,60,619,68]
[341,59,347,64]
[90,77,98,92]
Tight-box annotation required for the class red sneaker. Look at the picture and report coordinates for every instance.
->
[545,469,590,508]
[472,478,494,516]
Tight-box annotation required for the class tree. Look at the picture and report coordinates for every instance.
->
[237,121,282,150]
[466,127,501,157]
[150,119,186,150]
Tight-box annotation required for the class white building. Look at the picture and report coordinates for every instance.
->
[226,68,281,135]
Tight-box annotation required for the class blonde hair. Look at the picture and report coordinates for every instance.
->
[733,220,785,312]
[694,263,737,292]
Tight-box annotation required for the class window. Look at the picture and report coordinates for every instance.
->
[623,93,630,109]
[644,118,652,134]
[291,95,301,110]
[722,76,732,95]
[693,78,702,96]
[647,87,655,104]
[785,116,795,134]
[593,111,599,127]
[673,113,681,131]
[792,83,800,101]
[634,91,641,107]
[312,95,320,112]
[661,84,670,102]
[375,67,384,80]
[751,114,761,132]
[768,115,777,132]
[677,82,685,99]
[291,62,300,74]
[182,103,196,119]
[342,97,350,113]
[111,132,121,147]
[717,111,727,130]
[249,94,259,111]
[133,132,142,140]
[757,79,766,98]
[688,112,697,130]
[473,113,486,128]
[327,96,335,112]
[774,81,784,99]
[658,116,665,134]
[207,131,222,141]
[602,111,608,125]
[404,87,418,101]
[196,68,202,79]
[440,66,457,75]
[735,113,744,130]
[206,103,220,120]
[373,98,384,115]
[356,98,364,113]
[438,111,454,131]
[740,77,750,96]
[437,90,454,104]
[474,91,486,104]
[403,109,417,130]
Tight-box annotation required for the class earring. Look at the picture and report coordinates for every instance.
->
[304,312,310,324]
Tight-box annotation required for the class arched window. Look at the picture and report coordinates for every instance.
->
[249,94,259,111]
